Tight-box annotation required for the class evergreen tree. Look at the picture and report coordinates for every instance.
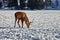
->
[56,0,58,7]
[28,0,44,10]
[20,0,26,9]
[8,0,18,7]
[45,0,51,6]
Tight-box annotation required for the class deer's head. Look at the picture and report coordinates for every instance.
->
[26,21,33,28]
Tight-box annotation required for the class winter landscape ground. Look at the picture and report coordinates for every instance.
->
[0,10,60,40]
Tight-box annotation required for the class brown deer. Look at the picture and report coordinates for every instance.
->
[14,12,30,28]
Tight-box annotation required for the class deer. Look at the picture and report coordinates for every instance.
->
[14,12,31,28]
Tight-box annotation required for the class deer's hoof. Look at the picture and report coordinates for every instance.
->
[27,27,29,28]
[14,26,15,28]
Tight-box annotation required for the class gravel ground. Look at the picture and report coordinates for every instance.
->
[0,27,60,40]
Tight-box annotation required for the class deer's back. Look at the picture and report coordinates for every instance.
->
[15,12,27,19]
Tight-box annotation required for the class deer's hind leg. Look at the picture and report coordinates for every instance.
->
[14,18,17,28]
[17,18,20,28]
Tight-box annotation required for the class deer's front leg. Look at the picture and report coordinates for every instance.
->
[14,18,17,28]
[21,20,24,28]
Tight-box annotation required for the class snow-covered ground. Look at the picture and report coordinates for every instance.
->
[0,10,60,40]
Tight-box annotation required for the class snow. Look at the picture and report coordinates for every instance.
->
[0,10,60,40]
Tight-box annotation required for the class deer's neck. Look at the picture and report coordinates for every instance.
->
[25,16,30,23]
